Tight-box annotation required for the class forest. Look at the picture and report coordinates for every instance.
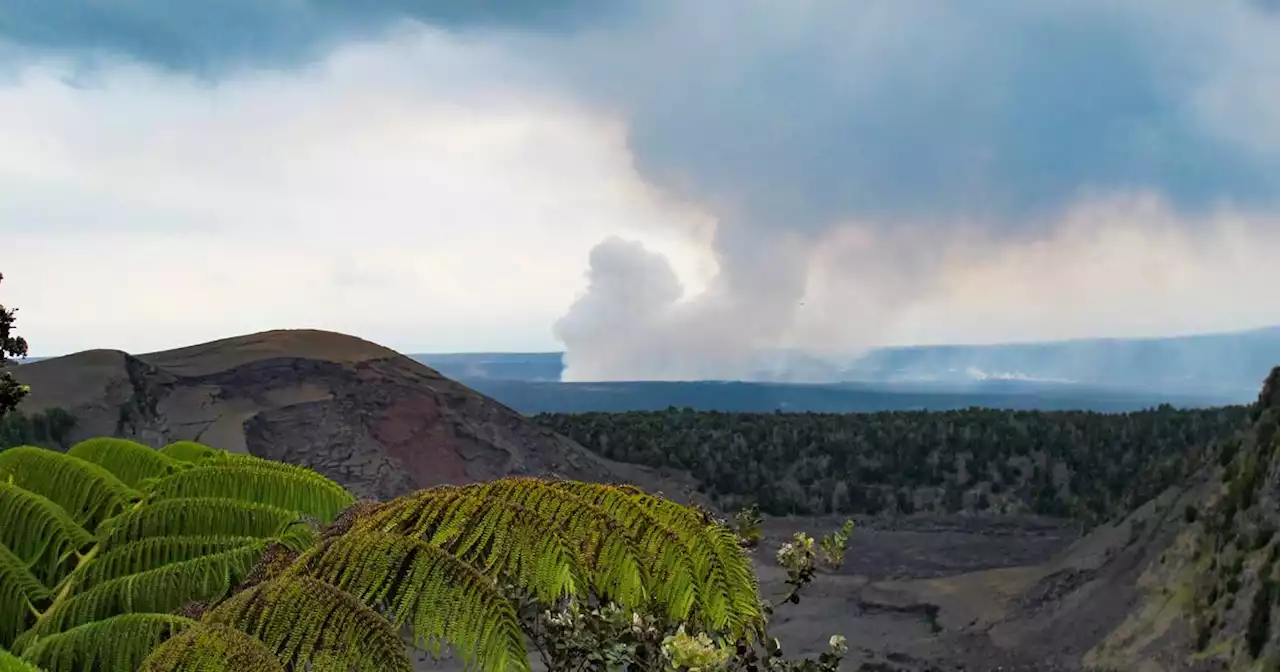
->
[536,405,1252,523]
[0,409,76,452]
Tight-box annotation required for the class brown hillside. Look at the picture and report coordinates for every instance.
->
[13,329,675,500]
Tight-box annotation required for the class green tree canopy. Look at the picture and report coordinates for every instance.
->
[0,272,30,418]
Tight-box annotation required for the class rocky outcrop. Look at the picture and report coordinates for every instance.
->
[13,329,644,499]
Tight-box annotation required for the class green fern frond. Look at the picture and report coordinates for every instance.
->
[568,483,757,637]
[146,464,355,524]
[28,544,266,640]
[160,443,341,487]
[357,486,586,604]
[369,481,716,616]
[0,447,140,532]
[100,498,315,551]
[0,648,43,672]
[612,487,762,637]
[138,623,284,672]
[559,483,763,635]
[0,544,52,650]
[66,439,186,490]
[18,613,194,672]
[375,478,763,638]
[215,454,355,495]
[289,529,530,672]
[540,480,707,619]
[158,442,223,464]
[65,536,266,593]
[204,576,413,672]
[0,482,94,587]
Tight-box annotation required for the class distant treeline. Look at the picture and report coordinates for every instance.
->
[537,404,1252,524]
[0,407,76,450]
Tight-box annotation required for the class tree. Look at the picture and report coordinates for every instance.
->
[0,273,30,418]
[0,437,842,672]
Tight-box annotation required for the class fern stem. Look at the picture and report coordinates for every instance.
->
[32,544,98,623]
[27,497,141,625]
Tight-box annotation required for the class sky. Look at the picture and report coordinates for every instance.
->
[3,1,1280,380]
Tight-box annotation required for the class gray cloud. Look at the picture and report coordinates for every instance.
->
[532,0,1280,379]
[537,1,1280,225]
[0,0,627,76]
[7,0,1280,378]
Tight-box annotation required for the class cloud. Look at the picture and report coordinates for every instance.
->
[534,0,1280,379]
[557,194,1280,380]
[0,32,709,356]
[0,0,627,76]
[4,1,1280,377]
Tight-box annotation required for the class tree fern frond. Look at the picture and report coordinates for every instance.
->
[159,442,223,464]
[0,545,51,650]
[0,648,43,672]
[365,483,648,610]
[18,613,194,672]
[320,499,384,542]
[204,576,413,672]
[357,487,586,604]
[99,498,315,551]
[162,443,341,487]
[0,447,140,532]
[289,530,530,672]
[27,545,266,640]
[138,623,284,672]
[65,536,270,593]
[66,438,187,490]
[460,480,679,611]
[147,464,355,524]
[0,482,93,587]
[620,489,763,637]
[424,478,763,637]
[499,478,701,616]
[546,481,703,621]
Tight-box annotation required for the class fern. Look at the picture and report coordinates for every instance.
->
[138,624,284,672]
[65,536,266,593]
[0,482,93,586]
[66,439,186,490]
[3,437,769,671]
[158,442,222,464]
[516,479,761,636]
[100,497,315,551]
[362,483,647,608]
[0,544,51,649]
[146,464,354,524]
[361,486,587,602]
[364,478,763,638]
[615,487,763,636]
[160,443,337,488]
[19,614,194,672]
[204,576,413,672]
[0,648,43,672]
[290,529,529,672]
[551,481,708,621]
[0,447,140,531]
[28,545,267,639]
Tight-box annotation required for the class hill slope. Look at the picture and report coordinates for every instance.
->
[10,329,662,500]
[828,367,1280,670]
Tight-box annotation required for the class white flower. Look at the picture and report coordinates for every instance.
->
[828,634,848,654]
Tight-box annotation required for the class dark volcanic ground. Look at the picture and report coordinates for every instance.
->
[756,515,1081,671]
